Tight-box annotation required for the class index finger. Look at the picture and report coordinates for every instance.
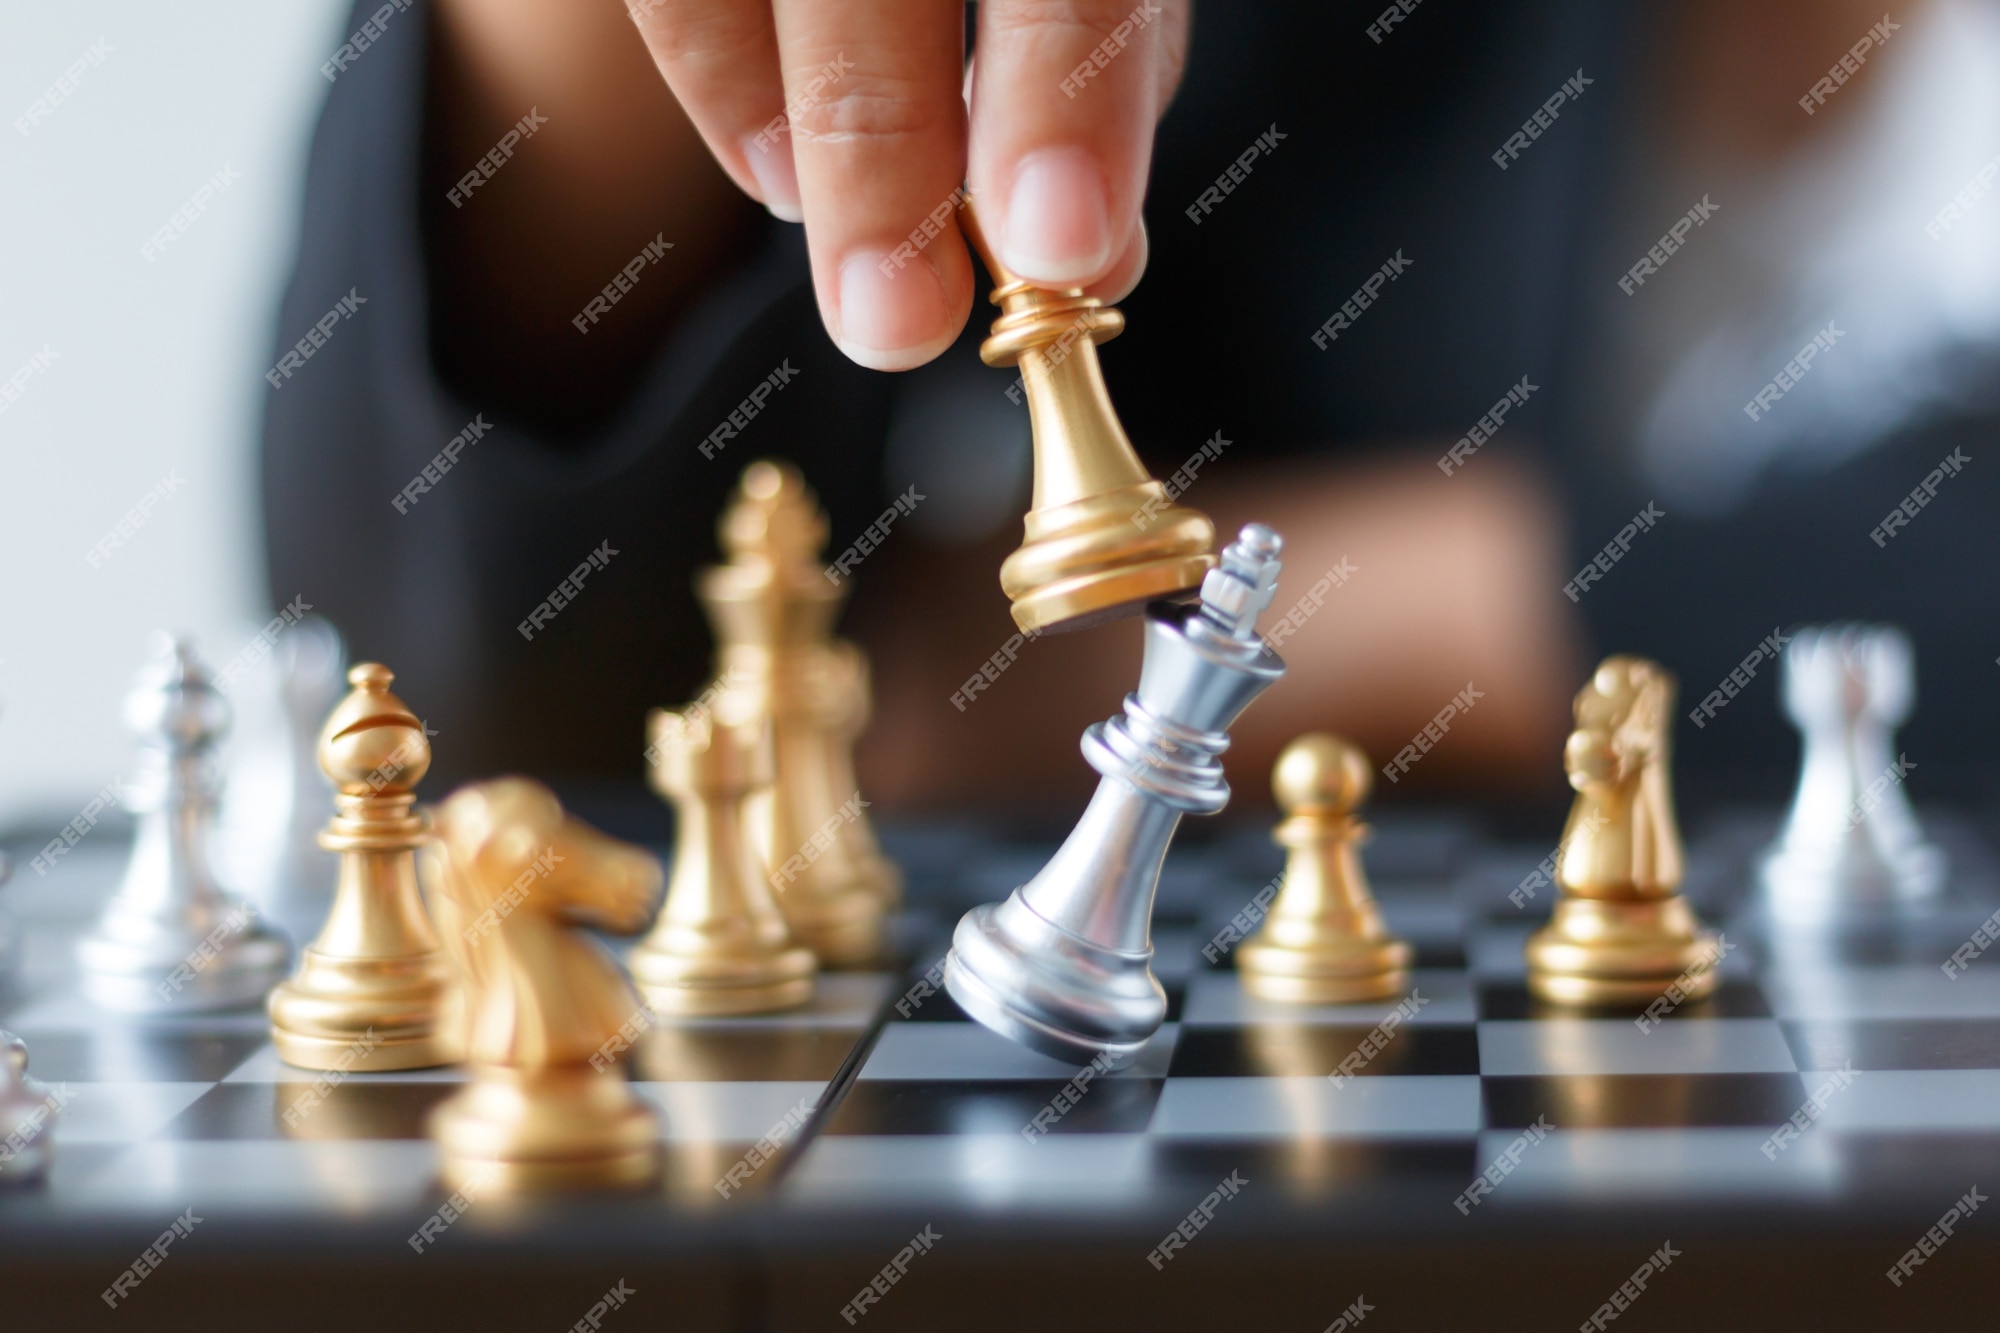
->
[969,0,1189,289]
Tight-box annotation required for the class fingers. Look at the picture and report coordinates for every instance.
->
[969,0,1190,290]
[771,0,971,371]
[626,0,803,220]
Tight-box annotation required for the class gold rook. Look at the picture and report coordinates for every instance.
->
[630,708,817,1015]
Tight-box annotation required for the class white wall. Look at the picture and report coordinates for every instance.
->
[0,0,348,827]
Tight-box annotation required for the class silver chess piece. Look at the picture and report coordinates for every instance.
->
[0,1030,58,1183]
[946,524,1288,1066]
[78,637,290,1013]
[219,614,347,943]
[1761,623,1944,923]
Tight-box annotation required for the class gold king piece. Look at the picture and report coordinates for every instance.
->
[1526,656,1723,1006]
[268,664,457,1071]
[1237,733,1412,1004]
[697,461,897,967]
[629,708,817,1015]
[961,203,1215,633]
[426,779,664,1194]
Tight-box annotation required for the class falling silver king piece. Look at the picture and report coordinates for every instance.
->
[946,524,1287,1066]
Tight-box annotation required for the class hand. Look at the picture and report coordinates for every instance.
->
[626,0,1190,371]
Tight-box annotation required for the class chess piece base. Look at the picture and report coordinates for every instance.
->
[1237,939,1412,1005]
[430,1066,660,1196]
[77,925,289,1015]
[1001,483,1215,635]
[268,948,460,1070]
[1760,841,1945,926]
[946,894,1164,1069]
[630,945,816,1017]
[1525,898,1721,1006]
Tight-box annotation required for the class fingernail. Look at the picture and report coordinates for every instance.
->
[836,250,956,372]
[740,133,803,223]
[1001,147,1113,285]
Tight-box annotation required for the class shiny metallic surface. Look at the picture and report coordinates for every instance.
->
[427,779,664,1194]
[1238,733,1413,1004]
[960,203,1216,633]
[267,663,460,1072]
[1761,624,1944,923]
[698,461,896,968]
[78,638,290,1014]
[630,707,817,1016]
[1526,656,1723,1006]
[947,526,1287,1065]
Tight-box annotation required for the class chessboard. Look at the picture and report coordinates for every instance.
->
[6,810,2000,1331]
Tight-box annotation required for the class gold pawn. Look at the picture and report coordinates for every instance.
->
[629,709,817,1015]
[698,461,896,967]
[1526,656,1723,1006]
[1237,734,1412,1004]
[960,202,1216,633]
[268,664,458,1071]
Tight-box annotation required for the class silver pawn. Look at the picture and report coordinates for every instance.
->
[947,524,1288,1066]
[1761,623,1943,923]
[218,615,346,943]
[79,637,290,1013]
[0,1030,58,1183]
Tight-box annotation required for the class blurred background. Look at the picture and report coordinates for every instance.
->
[3,0,1998,847]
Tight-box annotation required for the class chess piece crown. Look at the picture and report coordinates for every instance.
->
[696,461,896,967]
[78,637,289,1014]
[630,707,816,1015]
[1762,624,1943,920]
[947,524,1287,1066]
[1237,734,1412,1004]
[426,778,663,1193]
[1525,656,1722,1006]
[268,663,459,1071]
[961,203,1216,633]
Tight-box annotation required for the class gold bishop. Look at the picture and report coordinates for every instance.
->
[268,664,457,1070]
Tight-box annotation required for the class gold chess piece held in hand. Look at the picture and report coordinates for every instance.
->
[1526,656,1723,1006]
[268,664,458,1071]
[960,202,1215,633]
[1237,734,1412,1004]
[698,461,896,967]
[425,779,663,1194]
[629,708,816,1015]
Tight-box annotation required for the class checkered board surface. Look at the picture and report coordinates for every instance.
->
[9,816,2000,1221]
